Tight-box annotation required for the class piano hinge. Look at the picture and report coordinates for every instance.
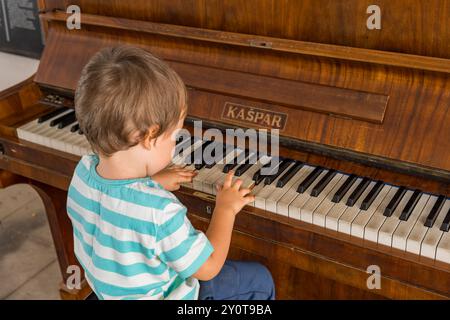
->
[248,40,273,49]
[39,94,74,108]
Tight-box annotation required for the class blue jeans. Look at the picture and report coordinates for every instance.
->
[198,260,275,300]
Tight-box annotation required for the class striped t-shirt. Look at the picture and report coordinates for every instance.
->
[66,155,214,300]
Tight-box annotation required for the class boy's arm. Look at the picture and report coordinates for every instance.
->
[192,172,254,281]
[192,207,235,280]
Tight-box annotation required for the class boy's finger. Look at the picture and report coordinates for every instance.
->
[223,171,234,188]
[177,170,196,177]
[244,195,256,204]
[232,179,243,190]
[179,175,194,183]
[175,167,195,173]
[239,188,251,196]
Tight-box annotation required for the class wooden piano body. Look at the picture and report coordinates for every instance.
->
[0,0,449,299]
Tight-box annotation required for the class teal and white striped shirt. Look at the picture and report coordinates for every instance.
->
[67,155,214,300]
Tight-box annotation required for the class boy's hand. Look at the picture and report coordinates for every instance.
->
[152,166,196,191]
[215,171,255,216]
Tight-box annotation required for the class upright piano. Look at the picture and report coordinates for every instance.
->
[0,0,449,299]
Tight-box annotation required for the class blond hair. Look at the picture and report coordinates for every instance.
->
[75,46,187,156]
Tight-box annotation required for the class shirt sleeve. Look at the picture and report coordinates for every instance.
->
[155,201,214,279]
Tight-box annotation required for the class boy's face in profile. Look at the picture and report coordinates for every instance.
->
[142,114,185,175]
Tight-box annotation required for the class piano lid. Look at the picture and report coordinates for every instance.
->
[35,1,450,176]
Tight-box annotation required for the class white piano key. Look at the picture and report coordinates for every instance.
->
[325,177,362,231]
[338,181,376,234]
[351,185,392,238]
[65,132,88,156]
[265,165,310,213]
[391,194,430,251]
[406,195,439,255]
[254,162,296,210]
[312,175,348,227]
[17,119,40,141]
[200,154,233,194]
[237,157,269,190]
[193,166,213,191]
[364,187,399,242]
[378,190,413,247]
[300,173,344,224]
[436,231,450,263]
[191,141,224,190]
[248,178,271,207]
[48,126,74,152]
[276,165,315,216]
[420,199,450,259]
[210,148,246,194]
[289,169,329,220]
[72,134,89,156]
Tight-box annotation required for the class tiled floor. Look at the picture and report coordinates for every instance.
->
[0,184,61,300]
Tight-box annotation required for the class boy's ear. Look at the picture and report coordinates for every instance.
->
[142,125,160,149]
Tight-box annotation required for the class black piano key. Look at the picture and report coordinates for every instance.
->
[235,154,259,176]
[425,195,446,227]
[205,145,228,169]
[223,150,248,173]
[190,140,213,166]
[194,163,206,170]
[50,111,75,127]
[204,160,217,169]
[175,136,195,158]
[346,177,371,207]
[70,124,80,133]
[253,159,275,181]
[264,159,294,185]
[37,108,68,123]
[440,205,450,232]
[254,174,266,186]
[194,140,215,170]
[223,161,239,173]
[176,136,194,149]
[310,170,337,197]
[360,180,384,210]
[297,167,324,194]
[399,189,422,221]
[57,112,77,129]
[276,161,304,188]
[384,186,407,217]
[332,174,357,203]
[235,163,253,176]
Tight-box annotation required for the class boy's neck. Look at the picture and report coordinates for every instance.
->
[96,149,150,181]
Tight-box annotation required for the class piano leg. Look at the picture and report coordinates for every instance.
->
[30,183,91,300]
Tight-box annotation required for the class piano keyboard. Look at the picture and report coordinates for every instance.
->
[16,108,450,264]
[173,137,450,264]
[17,107,92,156]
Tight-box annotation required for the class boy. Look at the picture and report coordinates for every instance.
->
[67,46,275,300]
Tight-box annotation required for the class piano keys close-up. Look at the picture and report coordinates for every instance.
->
[0,0,449,304]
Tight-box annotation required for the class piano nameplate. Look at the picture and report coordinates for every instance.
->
[222,102,288,130]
